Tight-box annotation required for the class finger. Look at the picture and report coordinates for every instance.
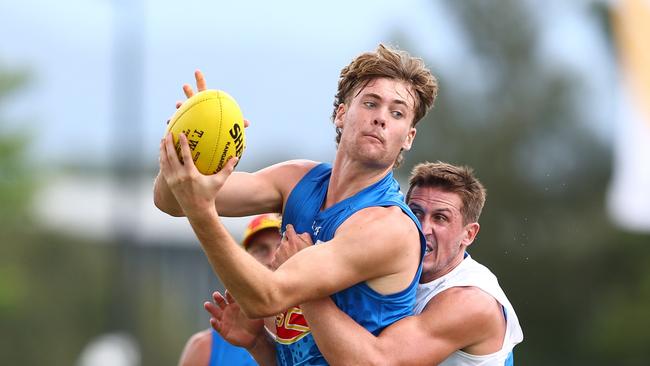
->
[164,132,183,170]
[298,232,313,246]
[176,101,183,109]
[243,119,250,128]
[213,291,227,308]
[178,133,196,171]
[285,224,298,242]
[209,317,221,332]
[183,83,194,98]
[195,69,207,91]
[204,301,221,318]
[225,290,236,304]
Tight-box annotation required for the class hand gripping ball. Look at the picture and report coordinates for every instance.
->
[165,90,245,174]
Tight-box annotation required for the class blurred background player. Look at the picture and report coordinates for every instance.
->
[178,213,282,366]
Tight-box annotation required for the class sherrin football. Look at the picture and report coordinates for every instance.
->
[165,89,245,175]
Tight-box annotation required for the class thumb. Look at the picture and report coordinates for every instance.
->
[222,156,239,175]
[212,156,238,183]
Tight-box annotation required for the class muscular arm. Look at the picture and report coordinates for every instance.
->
[190,206,420,318]
[154,159,315,217]
[301,287,505,366]
[159,129,420,318]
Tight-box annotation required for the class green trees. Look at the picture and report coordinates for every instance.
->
[397,1,650,364]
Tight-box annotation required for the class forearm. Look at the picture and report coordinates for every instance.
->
[248,330,277,366]
[153,173,185,216]
[301,299,387,366]
[187,208,283,317]
[303,298,457,366]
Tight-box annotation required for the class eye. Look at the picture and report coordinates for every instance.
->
[410,207,424,220]
[434,214,447,222]
[364,101,376,108]
[391,110,404,119]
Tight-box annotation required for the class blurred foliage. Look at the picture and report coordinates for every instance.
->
[0,63,195,365]
[394,0,650,364]
[0,66,32,228]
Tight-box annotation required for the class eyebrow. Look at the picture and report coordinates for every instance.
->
[408,203,452,215]
[363,92,410,108]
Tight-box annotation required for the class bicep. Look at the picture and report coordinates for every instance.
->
[374,313,459,366]
[215,160,317,217]
[271,209,418,306]
[375,288,500,365]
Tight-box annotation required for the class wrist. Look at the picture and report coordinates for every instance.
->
[185,204,219,223]
[248,328,272,352]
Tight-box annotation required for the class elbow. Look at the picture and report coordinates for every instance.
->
[153,192,184,217]
[239,290,286,319]
[240,299,283,319]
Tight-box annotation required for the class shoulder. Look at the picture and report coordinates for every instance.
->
[428,287,500,318]
[341,205,418,237]
[179,329,212,366]
[334,206,419,260]
[255,159,320,195]
[421,286,504,349]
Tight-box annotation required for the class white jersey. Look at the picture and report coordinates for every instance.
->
[415,254,523,366]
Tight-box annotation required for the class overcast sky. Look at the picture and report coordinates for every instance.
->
[0,0,612,172]
[1,1,621,240]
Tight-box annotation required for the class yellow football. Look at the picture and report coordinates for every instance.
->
[165,89,245,175]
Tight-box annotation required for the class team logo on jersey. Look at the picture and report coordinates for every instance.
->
[275,306,311,344]
[311,221,322,236]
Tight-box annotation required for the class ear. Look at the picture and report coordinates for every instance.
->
[461,222,480,248]
[401,127,417,151]
[334,103,347,128]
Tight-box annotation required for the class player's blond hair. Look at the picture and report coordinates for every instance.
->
[332,44,438,167]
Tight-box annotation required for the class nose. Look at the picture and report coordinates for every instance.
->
[373,110,387,128]
[420,219,433,236]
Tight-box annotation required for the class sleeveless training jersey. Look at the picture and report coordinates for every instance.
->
[415,254,524,366]
[275,163,426,365]
[208,329,257,366]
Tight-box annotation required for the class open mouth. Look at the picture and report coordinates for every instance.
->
[424,240,434,255]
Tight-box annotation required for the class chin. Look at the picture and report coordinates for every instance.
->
[422,254,435,270]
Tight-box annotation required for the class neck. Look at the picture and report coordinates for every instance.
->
[324,152,394,209]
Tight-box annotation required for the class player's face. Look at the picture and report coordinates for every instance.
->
[334,78,417,167]
[408,186,479,283]
[246,229,282,268]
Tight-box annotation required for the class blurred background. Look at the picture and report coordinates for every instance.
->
[1,0,649,365]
